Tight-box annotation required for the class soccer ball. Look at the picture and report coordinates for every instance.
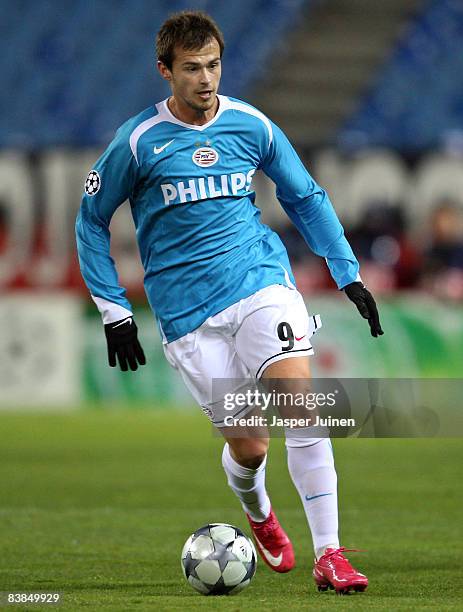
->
[181,523,257,595]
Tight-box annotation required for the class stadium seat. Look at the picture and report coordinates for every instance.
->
[0,0,309,147]
[339,0,463,151]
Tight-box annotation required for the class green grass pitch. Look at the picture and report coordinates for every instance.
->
[0,410,462,611]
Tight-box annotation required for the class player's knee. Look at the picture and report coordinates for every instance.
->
[229,439,269,469]
[239,452,267,470]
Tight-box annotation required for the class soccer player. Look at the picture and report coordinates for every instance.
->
[76,11,383,594]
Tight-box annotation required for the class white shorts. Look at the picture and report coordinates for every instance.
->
[163,284,321,425]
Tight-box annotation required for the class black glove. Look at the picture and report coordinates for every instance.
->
[343,282,384,338]
[104,317,146,371]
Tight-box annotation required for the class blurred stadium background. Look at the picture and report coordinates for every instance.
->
[1,0,463,408]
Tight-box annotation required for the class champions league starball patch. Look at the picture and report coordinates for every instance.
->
[84,170,101,196]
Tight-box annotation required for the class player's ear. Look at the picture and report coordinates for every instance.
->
[157,60,172,82]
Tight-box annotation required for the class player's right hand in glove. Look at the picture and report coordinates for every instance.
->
[343,282,384,338]
[104,317,146,371]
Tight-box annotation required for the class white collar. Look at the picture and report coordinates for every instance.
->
[156,94,230,131]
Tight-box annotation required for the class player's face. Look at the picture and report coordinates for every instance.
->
[158,38,221,117]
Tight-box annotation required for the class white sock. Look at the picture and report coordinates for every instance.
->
[221,443,271,522]
[285,434,339,559]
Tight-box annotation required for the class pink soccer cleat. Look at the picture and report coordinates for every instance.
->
[246,508,295,573]
[313,547,368,594]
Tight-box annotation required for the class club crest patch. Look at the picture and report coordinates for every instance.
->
[192,147,219,167]
[85,170,101,196]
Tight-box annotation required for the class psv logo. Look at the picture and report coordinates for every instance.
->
[192,147,219,167]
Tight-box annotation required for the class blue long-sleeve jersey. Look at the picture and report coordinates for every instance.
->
[76,95,359,342]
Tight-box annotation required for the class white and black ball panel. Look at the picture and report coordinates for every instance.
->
[209,524,237,545]
[187,575,210,595]
[231,535,256,563]
[181,534,194,560]
[221,560,248,586]
[189,535,215,559]
[195,559,222,585]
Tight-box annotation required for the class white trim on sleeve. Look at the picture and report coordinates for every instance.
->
[129,111,165,165]
[226,99,273,148]
[91,295,133,324]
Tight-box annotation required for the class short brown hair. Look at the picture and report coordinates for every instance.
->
[156,11,225,70]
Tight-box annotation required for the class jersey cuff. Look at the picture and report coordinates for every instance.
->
[91,295,133,324]
[339,272,363,290]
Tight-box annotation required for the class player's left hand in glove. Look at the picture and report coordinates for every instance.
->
[343,282,384,338]
[104,317,146,371]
